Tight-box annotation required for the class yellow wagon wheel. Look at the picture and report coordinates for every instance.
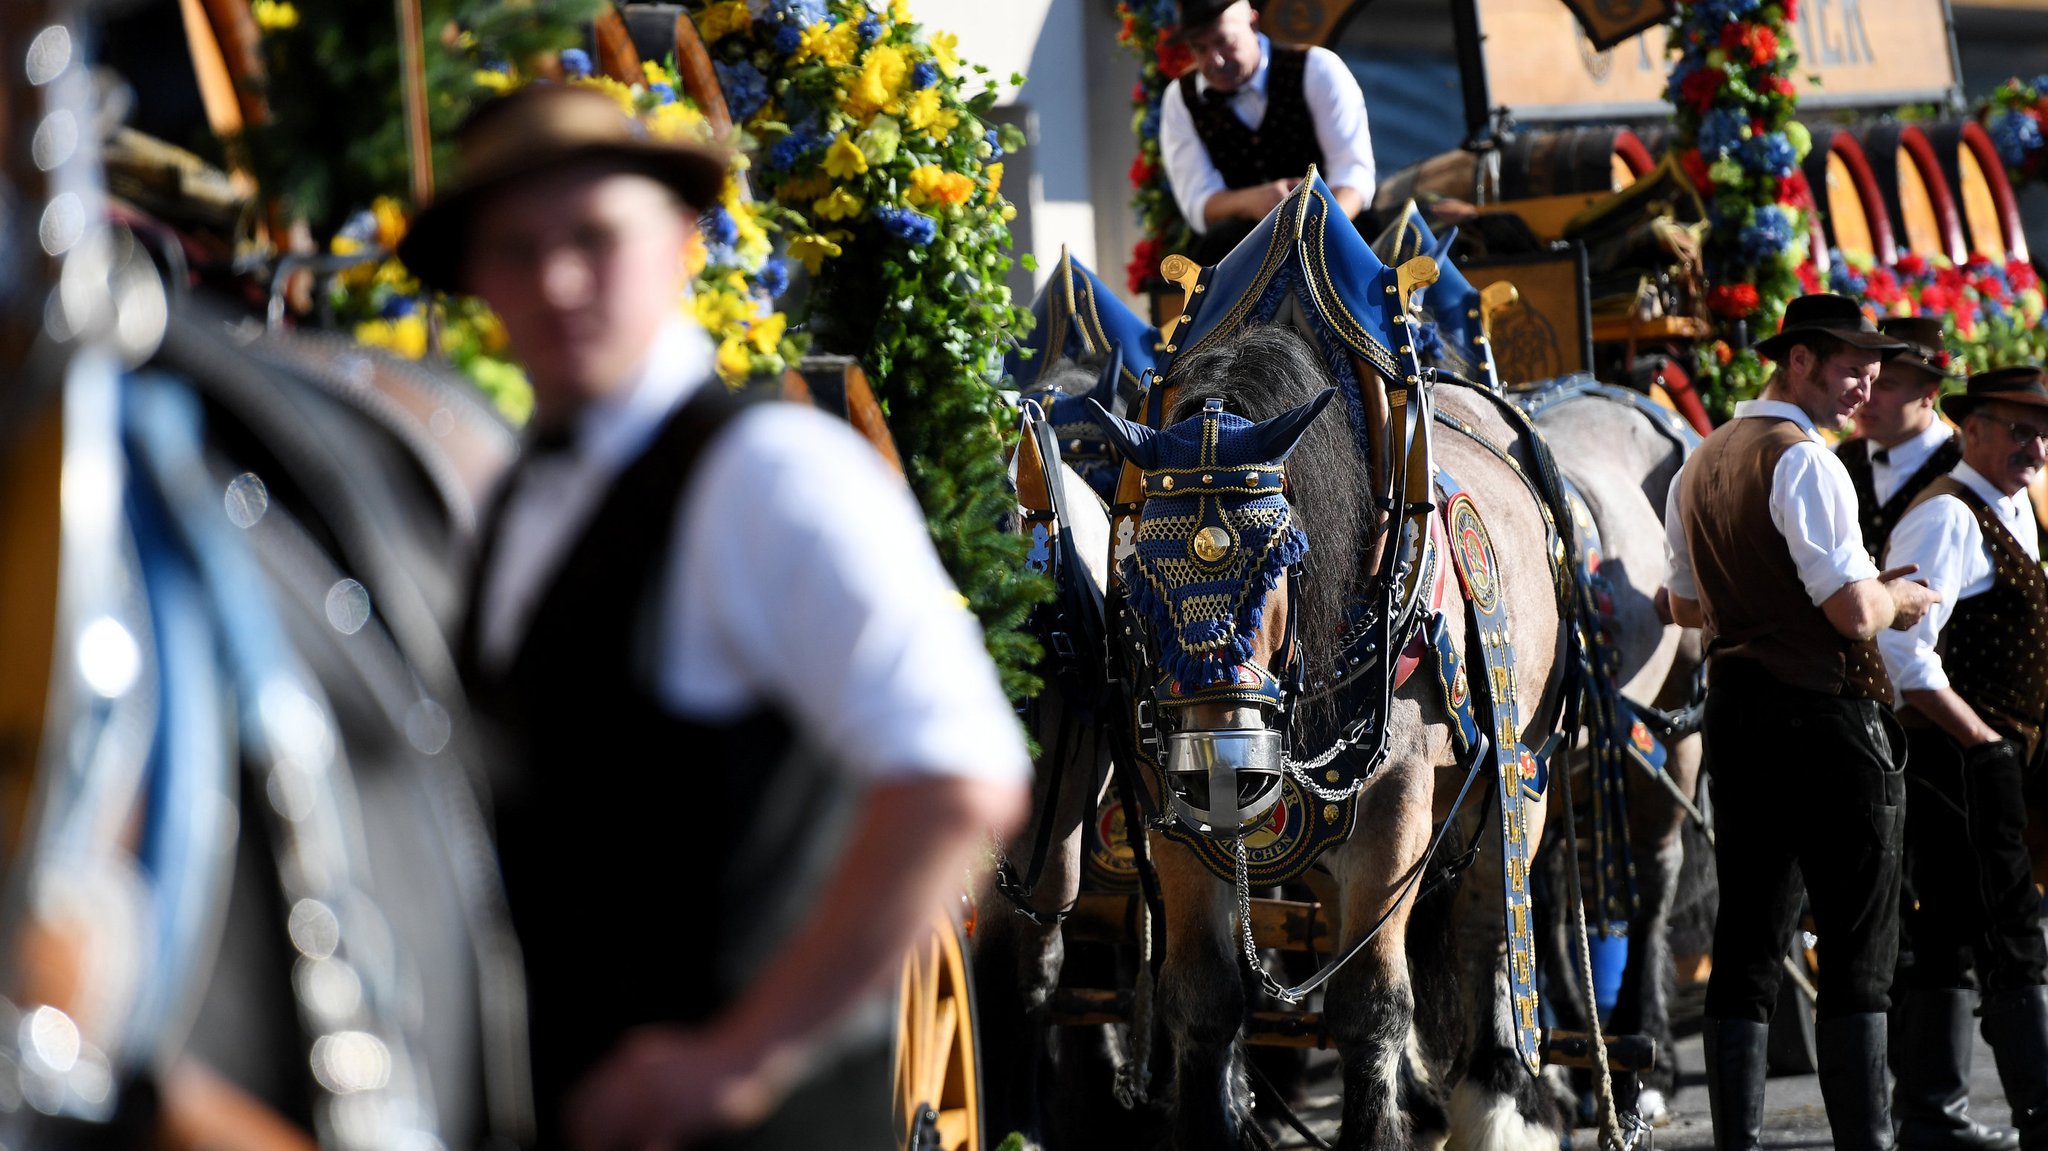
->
[892,911,981,1151]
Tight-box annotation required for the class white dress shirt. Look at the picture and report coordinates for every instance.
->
[477,320,1030,785]
[1857,419,1954,506]
[1877,462,2043,693]
[1158,34,1376,234]
[1665,399,1882,605]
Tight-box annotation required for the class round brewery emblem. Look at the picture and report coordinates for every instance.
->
[1085,794,1138,889]
[1449,495,1500,613]
[1242,781,1310,869]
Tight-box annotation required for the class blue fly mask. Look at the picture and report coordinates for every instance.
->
[1091,389,1336,699]
[1022,347,1124,502]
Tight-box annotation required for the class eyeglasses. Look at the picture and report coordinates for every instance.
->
[1976,412,2048,449]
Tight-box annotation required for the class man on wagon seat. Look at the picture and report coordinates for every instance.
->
[1836,316,1965,562]
[1665,293,1938,1151]
[397,85,1030,1150]
[1157,0,1377,265]
[1878,366,2048,1151]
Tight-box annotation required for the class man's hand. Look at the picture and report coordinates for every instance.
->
[564,1025,788,1151]
[1903,685,2005,750]
[1878,563,1941,631]
[1208,179,1298,225]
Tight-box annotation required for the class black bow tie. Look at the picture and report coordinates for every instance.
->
[1200,86,1238,107]
[1872,447,1890,466]
[526,423,577,460]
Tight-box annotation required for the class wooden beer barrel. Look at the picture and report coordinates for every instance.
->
[1372,127,1653,216]
[1857,122,1965,264]
[1801,129,1895,266]
[1924,119,2030,263]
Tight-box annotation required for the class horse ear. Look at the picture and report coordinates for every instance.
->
[1429,225,1459,264]
[1087,346,1122,410]
[1251,388,1338,462]
[1087,399,1160,470]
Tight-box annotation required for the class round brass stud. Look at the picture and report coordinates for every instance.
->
[1161,475,1174,490]
[1192,526,1231,563]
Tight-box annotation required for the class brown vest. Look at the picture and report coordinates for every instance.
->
[1681,416,1893,700]
[1907,476,2048,759]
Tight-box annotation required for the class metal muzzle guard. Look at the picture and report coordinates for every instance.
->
[1163,728,1287,838]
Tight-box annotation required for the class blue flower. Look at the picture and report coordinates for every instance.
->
[337,208,378,245]
[875,205,938,245]
[1740,132,1797,178]
[2032,73,2048,95]
[378,294,419,320]
[773,23,802,54]
[649,82,676,105]
[701,207,740,248]
[1827,260,1867,295]
[768,127,820,172]
[1698,107,1748,157]
[984,128,1003,160]
[560,48,592,79]
[753,257,790,297]
[766,0,827,27]
[1738,204,1795,263]
[1991,109,2044,167]
[857,17,881,42]
[714,60,770,120]
[1140,107,1161,140]
[911,60,940,89]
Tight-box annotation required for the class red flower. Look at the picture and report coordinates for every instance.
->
[1155,38,1192,78]
[1680,147,1714,193]
[1717,22,1744,50]
[2007,260,2039,292]
[1680,66,1726,112]
[1974,273,2009,303]
[1131,79,1146,103]
[1919,283,1956,315]
[1129,155,1156,188]
[1772,75,1798,98]
[1708,283,1761,318]
[1748,27,1779,66]
[1895,252,1929,278]
[1797,262,1822,294]
[1127,237,1164,295]
[1965,253,1997,275]
[1865,266,1902,306]
[1117,12,1136,45]
[1782,0,1798,21]
[1936,264,1966,293]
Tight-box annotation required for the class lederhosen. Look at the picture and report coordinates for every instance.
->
[1897,478,2048,996]
[1837,435,1964,562]
[457,386,894,1150]
[1180,46,1334,264]
[1682,417,1906,1023]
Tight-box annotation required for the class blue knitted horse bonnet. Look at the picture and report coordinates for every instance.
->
[1120,397,1316,692]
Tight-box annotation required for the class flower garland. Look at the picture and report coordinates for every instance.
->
[688,0,1050,699]
[1818,249,2048,377]
[1980,74,2048,190]
[1115,0,1193,295]
[1665,0,1812,418]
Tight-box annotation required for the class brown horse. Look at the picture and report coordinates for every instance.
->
[1093,321,1572,1151]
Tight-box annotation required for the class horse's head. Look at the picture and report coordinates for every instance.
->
[1021,346,1126,502]
[1091,326,1370,835]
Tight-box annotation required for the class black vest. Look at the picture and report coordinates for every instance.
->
[1914,477,2048,762]
[1180,45,1324,263]
[457,387,861,1146]
[1837,434,1963,562]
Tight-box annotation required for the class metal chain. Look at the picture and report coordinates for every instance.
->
[1237,838,1307,1004]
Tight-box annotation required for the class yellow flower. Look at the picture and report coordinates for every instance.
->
[891,0,913,21]
[1001,202,1016,221]
[901,87,957,134]
[747,313,787,355]
[645,100,708,142]
[907,165,973,207]
[372,196,408,249]
[823,131,869,180]
[813,188,865,222]
[983,161,1004,199]
[788,232,845,275]
[473,67,517,94]
[692,288,751,333]
[252,0,299,32]
[356,314,427,360]
[473,309,509,354]
[775,173,834,204]
[684,229,709,278]
[717,335,752,380]
[845,43,909,119]
[729,202,772,265]
[929,31,960,77]
[642,60,675,89]
[696,1,750,43]
[572,75,638,115]
[797,20,860,68]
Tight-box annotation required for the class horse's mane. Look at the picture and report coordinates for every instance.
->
[1169,325,1370,711]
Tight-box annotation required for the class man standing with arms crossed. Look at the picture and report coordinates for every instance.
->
[1837,316,1965,562]
[1156,0,1377,264]
[398,85,1031,1150]
[1666,294,1937,1151]
[1879,367,2048,1151]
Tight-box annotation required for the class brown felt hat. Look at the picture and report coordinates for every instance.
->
[398,84,727,293]
[1877,315,1960,382]
[1171,0,1245,34]
[1940,365,2048,422]
[1753,293,1907,363]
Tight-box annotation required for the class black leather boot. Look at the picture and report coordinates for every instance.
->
[1982,985,2048,1149]
[1704,1017,1771,1151]
[1894,989,2019,1150]
[1819,1013,1897,1151]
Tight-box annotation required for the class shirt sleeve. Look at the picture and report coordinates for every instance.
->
[1875,495,1980,693]
[1770,441,1881,606]
[1302,47,1375,204]
[1159,79,1226,235]
[661,404,1031,786]
[1663,463,1697,600]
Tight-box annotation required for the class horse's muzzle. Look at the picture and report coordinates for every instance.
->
[1163,727,1286,838]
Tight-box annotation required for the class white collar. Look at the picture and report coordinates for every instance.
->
[1194,33,1271,101]
[1872,418,1952,462]
[543,319,716,472]
[1732,398,1824,443]
[1951,461,2032,524]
